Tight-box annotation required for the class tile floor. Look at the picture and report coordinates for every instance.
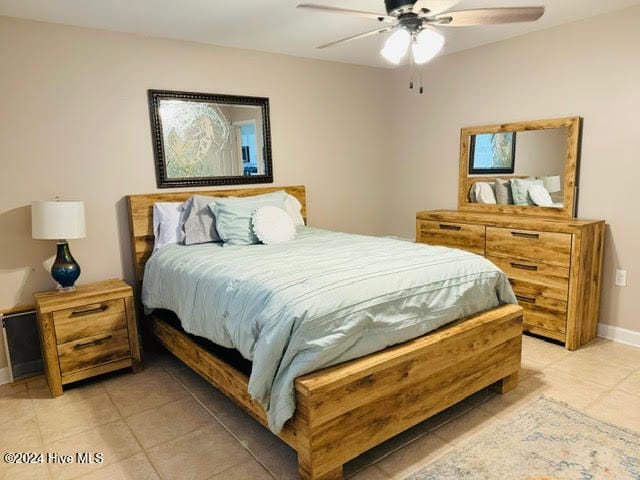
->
[1,334,639,480]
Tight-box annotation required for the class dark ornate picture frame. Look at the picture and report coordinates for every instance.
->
[148,89,273,188]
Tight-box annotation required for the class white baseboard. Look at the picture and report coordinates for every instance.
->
[0,367,11,385]
[598,324,640,348]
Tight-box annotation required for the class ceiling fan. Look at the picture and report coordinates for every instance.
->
[297,1,544,66]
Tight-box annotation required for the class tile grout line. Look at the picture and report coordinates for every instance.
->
[101,375,167,480]
[26,383,55,480]
[163,367,278,480]
[46,418,145,480]
[32,382,122,447]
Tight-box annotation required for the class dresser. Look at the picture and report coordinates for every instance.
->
[34,278,142,396]
[416,210,605,350]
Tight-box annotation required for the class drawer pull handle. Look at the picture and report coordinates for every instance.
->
[515,295,536,304]
[70,305,109,318]
[511,231,540,239]
[510,262,538,271]
[439,224,462,231]
[73,335,113,350]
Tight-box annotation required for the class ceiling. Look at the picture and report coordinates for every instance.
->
[2,0,640,68]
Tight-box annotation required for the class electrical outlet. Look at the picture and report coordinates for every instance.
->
[615,269,627,287]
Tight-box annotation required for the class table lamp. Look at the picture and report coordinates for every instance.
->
[31,200,86,291]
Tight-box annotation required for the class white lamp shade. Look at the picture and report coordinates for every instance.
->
[542,175,562,193]
[381,29,411,64]
[31,201,86,240]
[412,28,445,65]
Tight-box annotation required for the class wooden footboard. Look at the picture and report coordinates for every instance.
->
[148,303,523,480]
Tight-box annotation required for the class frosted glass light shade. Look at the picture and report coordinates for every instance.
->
[381,29,411,64]
[412,28,445,65]
[32,201,86,240]
[542,175,562,193]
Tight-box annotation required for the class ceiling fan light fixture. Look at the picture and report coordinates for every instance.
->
[411,28,444,64]
[380,28,411,64]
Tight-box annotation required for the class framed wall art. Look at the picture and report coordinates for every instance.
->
[148,89,273,187]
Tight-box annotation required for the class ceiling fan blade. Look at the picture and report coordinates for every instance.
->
[297,3,395,23]
[435,7,544,27]
[317,26,395,49]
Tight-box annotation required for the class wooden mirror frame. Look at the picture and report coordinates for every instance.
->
[458,116,582,219]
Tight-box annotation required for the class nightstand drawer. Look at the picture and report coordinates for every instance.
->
[486,227,571,266]
[53,298,127,344]
[487,255,569,302]
[57,328,131,374]
[417,220,485,255]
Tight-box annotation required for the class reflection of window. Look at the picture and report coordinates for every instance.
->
[243,166,258,176]
[242,146,250,163]
[469,132,516,174]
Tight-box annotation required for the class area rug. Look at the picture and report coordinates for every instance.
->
[406,397,640,480]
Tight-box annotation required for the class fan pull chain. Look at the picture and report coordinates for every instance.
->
[409,48,414,90]
[419,66,424,94]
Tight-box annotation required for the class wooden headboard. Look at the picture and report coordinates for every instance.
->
[127,185,306,284]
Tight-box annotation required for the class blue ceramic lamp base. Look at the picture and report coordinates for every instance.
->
[52,241,81,291]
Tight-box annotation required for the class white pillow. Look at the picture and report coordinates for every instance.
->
[470,182,497,204]
[152,202,185,251]
[528,184,553,207]
[252,206,296,245]
[284,194,305,226]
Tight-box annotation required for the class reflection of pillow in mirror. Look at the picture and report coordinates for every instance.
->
[252,206,296,245]
[469,182,496,204]
[528,184,553,207]
[494,178,514,204]
[510,178,544,205]
[550,191,564,203]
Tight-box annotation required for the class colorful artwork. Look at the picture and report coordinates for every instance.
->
[158,100,230,178]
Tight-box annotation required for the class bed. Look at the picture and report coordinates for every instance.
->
[127,185,523,480]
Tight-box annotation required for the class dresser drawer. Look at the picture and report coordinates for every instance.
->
[516,297,567,336]
[53,299,127,344]
[417,220,485,255]
[57,328,131,374]
[487,255,569,302]
[486,227,571,266]
[509,277,567,336]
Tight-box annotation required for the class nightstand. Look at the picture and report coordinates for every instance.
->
[34,278,142,396]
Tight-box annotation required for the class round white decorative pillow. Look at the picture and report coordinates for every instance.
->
[528,184,553,207]
[252,206,296,245]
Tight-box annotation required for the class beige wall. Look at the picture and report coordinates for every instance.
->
[0,17,392,370]
[385,6,640,334]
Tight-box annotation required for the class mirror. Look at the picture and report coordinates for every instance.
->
[148,90,273,188]
[458,117,581,219]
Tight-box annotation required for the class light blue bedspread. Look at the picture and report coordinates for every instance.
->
[142,227,516,432]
